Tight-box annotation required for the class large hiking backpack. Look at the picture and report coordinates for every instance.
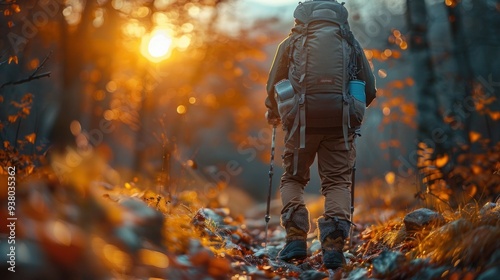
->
[275,0,365,155]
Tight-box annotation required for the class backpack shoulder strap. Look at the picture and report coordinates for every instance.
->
[286,23,309,175]
[341,27,351,150]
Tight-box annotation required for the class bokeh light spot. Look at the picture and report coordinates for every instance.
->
[383,107,391,116]
[70,121,82,136]
[177,105,187,114]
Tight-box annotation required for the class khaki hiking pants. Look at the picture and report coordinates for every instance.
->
[280,132,356,223]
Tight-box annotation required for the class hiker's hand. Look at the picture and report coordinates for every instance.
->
[265,110,281,126]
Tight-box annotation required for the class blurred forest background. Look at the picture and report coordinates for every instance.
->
[0,0,500,209]
[1,0,499,208]
[1,0,499,279]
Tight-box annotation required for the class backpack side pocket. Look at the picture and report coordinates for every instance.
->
[349,96,365,127]
[348,80,366,127]
[275,79,299,129]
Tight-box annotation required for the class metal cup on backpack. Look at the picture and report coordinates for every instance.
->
[274,79,298,128]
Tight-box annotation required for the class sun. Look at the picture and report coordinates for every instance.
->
[141,29,173,63]
[148,32,172,58]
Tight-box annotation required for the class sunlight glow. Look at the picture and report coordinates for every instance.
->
[141,29,173,63]
[148,32,172,58]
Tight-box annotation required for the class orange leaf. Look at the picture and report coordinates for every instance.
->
[138,249,169,268]
[463,185,477,198]
[385,172,396,185]
[189,250,211,266]
[8,21,14,28]
[22,107,30,115]
[21,93,33,103]
[438,192,450,201]
[418,142,429,150]
[463,272,475,280]
[489,111,500,121]
[3,141,10,148]
[469,131,481,143]
[8,55,18,64]
[405,77,415,86]
[25,133,36,144]
[435,154,449,168]
[207,258,231,278]
[393,80,405,89]
[389,139,401,148]
[25,165,35,175]
[12,4,21,13]
[471,165,482,175]
[8,115,18,123]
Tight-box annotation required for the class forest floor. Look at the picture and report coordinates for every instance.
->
[1,161,499,280]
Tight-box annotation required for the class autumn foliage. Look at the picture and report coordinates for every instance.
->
[1,161,499,279]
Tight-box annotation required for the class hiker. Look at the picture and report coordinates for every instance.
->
[265,0,376,270]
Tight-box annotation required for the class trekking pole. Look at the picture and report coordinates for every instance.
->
[350,162,356,240]
[264,125,277,250]
[350,130,360,243]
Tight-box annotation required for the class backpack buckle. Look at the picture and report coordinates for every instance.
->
[299,73,305,83]
[299,94,305,105]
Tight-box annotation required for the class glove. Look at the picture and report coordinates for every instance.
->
[265,110,281,126]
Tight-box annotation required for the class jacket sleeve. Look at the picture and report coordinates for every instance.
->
[354,40,377,107]
[265,37,291,116]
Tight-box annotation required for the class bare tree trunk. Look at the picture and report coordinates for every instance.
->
[462,0,500,147]
[50,1,98,151]
[406,0,449,187]
[445,1,473,150]
[50,1,123,154]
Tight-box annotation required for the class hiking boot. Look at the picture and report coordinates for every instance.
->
[317,217,350,270]
[278,240,307,261]
[322,230,346,269]
[277,225,307,261]
[278,206,310,261]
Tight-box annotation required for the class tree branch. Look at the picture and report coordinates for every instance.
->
[1,72,51,88]
[0,52,52,88]
[31,51,52,78]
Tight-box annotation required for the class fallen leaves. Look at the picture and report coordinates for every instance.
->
[207,258,232,278]
[139,249,170,269]
[1,144,499,279]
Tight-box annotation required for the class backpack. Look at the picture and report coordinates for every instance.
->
[274,0,366,158]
